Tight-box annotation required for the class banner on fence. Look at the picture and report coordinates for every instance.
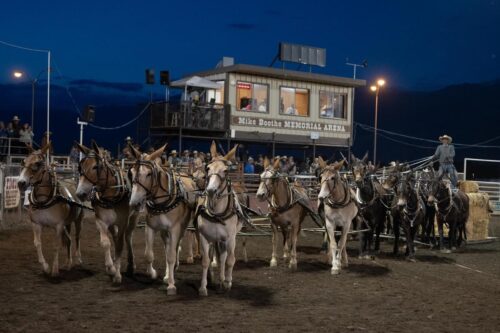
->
[4,176,20,209]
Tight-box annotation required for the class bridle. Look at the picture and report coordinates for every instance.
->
[430,179,455,218]
[397,176,422,227]
[260,168,294,211]
[132,159,176,203]
[22,153,58,208]
[320,168,351,208]
[78,151,110,191]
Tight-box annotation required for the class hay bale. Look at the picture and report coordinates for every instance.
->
[466,192,490,241]
[458,180,479,193]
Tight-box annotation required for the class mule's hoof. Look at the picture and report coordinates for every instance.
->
[210,261,218,268]
[186,257,194,264]
[288,262,297,270]
[75,257,83,266]
[269,258,278,267]
[341,262,349,268]
[166,286,177,296]
[223,281,232,291]
[42,263,50,274]
[331,268,340,275]
[406,257,417,263]
[148,269,158,280]
[50,269,59,277]
[106,265,117,276]
[198,287,208,297]
[440,249,451,254]
[451,246,457,251]
[112,274,122,284]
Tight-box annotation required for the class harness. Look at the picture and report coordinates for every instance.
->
[355,175,380,209]
[263,171,302,213]
[132,159,186,216]
[321,171,352,209]
[79,152,128,209]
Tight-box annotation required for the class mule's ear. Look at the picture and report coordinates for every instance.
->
[318,156,327,170]
[91,139,100,155]
[350,153,357,163]
[223,144,238,162]
[128,143,142,160]
[335,159,345,170]
[362,151,369,163]
[41,141,51,155]
[75,141,91,155]
[273,157,281,170]
[263,157,270,169]
[26,143,35,153]
[147,144,167,162]
[210,141,218,158]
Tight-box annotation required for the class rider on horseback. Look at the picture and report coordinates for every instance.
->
[433,134,458,187]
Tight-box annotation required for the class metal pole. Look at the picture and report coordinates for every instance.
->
[46,51,51,164]
[312,139,316,159]
[77,118,87,161]
[272,132,276,157]
[373,88,379,165]
[31,81,35,133]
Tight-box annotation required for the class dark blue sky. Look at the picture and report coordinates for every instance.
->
[1,0,499,90]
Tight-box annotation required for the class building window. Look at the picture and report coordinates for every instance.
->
[319,91,347,119]
[236,82,268,112]
[206,81,225,104]
[280,87,309,116]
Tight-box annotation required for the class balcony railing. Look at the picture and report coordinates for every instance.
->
[151,101,229,131]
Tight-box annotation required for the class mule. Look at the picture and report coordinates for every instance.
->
[196,142,243,296]
[351,153,387,258]
[427,170,469,253]
[317,158,358,274]
[75,141,139,283]
[256,157,309,269]
[17,143,84,276]
[416,168,437,245]
[393,172,426,261]
[128,144,197,295]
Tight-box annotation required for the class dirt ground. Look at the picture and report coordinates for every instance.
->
[1,212,499,333]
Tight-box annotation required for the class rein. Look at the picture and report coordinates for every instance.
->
[321,171,352,209]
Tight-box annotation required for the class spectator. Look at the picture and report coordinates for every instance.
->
[310,157,320,176]
[286,156,297,176]
[181,149,192,163]
[244,157,255,174]
[69,144,80,164]
[254,154,264,173]
[0,122,7,160]
[168,150,180,167]
[19,123,34,147]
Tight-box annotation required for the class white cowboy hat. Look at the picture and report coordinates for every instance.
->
[439,134,452,143]
[12,115,20,121]
[124,136,132,141]
[169,150,177,155]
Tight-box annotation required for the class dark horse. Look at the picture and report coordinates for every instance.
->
[427,170,469,253]
[393,172,426,261]
[351,154,387,258]
[416,168,437,245]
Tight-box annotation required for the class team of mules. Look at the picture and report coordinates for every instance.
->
[18,142,470,295]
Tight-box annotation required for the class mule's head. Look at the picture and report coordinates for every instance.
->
[382,162,407,190]
[427,170,450,204]
[18,143,50,191]
[205,141,238,197]
[129,144,166,207]
[318,157,344,200]
[351,152,369,183]
[75,141,104,200]
[396,172,414,207]
[256,157,280,201]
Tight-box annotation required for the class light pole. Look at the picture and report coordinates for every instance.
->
[370,79,386,165]
[13,69,47,133]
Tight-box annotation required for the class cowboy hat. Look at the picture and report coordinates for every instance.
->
[439,134,452,143]
[124,136,132,141]
[12,115,20,121]
[169,150,177,155]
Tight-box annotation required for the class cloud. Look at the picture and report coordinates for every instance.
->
[227,23,257,30]
[69,79,143,93]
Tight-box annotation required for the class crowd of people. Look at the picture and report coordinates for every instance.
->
[0,115,36,161]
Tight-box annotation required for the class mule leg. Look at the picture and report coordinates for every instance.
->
[95,219,116,276]
[282,226,290,260]
[242,236,248,264]
[51,224,65,277]
[374,217,384,252]
[74,211,83,265]
[289,222,300,270]
[325,221,340,275]
[270,223,278,267]
[218,242,228,290]
[339,223,351,268]
[393,218,400,255]
[62,225,72,270]
[144,225,157,279]
[224,234,237,291]
[198,233,210,296]
[111,225,126,284]
[32,223,50,274]
[438,220,449,253]
[125,212,137,275]
[165,226,181,295]
[186,231,195,264]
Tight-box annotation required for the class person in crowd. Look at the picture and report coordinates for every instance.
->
[285,104,298,115]
[310,157,320,177]
[254,154,264,174]
[0,122,8,160]
[19,123,34,153]
[168,149,181,167]
[69,143,80,164]
[433,134,458,187]
[244,157,255,174]
[181,150,192,163]
[11,116,21,138]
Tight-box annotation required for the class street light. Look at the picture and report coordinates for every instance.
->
[370,78,386,165]
[12,69,47,133]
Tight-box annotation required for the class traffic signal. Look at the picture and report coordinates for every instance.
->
[145,69,155,84]
[160,70,170,86]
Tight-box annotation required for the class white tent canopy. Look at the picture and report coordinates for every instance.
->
[170,76,223,89]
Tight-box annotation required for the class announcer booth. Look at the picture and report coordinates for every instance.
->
[147,45,365,157]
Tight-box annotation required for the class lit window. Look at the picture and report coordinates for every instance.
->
[236,82,268,112]
[279,87,309,116]
[206,81,225,104]
[319,91,346,119]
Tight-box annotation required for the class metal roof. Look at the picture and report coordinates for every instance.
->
[185,64,366,88]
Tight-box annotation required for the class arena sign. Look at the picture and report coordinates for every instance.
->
[232,116,348,133]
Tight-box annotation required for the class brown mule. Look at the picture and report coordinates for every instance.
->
[18,143,84,276]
